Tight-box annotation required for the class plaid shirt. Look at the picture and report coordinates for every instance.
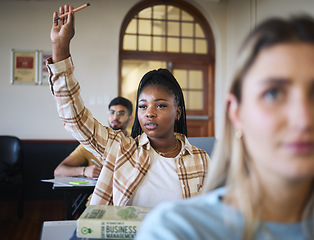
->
[47,57,210,206]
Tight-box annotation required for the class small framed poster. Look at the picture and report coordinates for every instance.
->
[11,49,39,84]
[39,51,52,85]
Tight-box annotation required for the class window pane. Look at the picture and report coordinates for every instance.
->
[138,36,151,51]
[189,91,203,110]
[153,20,166,35]
[139,19,151,35]
[122,4,211,55]
[195,24,205,38]
[153,37,166,51]
[121,59,167,113]
[173,69,187,88]
[167,37,180,52]
[153,5,166,20]
[182,10,193,21]
[167,22,180,36]
[182,22,193,37]
[189,70,203,88]
[195,40,207,54]
[182,90,189,108]
[167,6,180,20]
[126,19,137,34]
[138,7,152,18]
[123,35,137,50]
[182,38,193,53]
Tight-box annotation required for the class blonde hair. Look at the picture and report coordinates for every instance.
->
[203,15,314,239]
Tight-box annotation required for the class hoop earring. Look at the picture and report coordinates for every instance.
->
[235,129,243,139]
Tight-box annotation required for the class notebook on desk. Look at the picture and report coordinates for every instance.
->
[41,176,97,187]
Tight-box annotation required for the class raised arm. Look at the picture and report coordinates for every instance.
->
[51,4,75,63]
[47,5,134,206]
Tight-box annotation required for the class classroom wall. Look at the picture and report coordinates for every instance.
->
[0,0,313,140]
[0,0,141,140]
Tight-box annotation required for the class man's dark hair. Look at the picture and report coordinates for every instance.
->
[108,97,133,116]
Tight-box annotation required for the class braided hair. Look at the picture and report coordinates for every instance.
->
[131,68,187,138]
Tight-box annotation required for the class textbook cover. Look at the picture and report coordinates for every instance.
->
[76,205,153,239]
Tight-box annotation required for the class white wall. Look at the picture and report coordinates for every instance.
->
[0,0,141,139]
[0,0,313,140]
[225,0,314,84]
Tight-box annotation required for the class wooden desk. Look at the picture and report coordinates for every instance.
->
[42,177,96,220]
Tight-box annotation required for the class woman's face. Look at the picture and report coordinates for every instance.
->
[229,43,314,183]
[137,84,181,140]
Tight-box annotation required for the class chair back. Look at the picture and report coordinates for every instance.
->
[0,135,24,219]
[0,136,23,181]
[188,137,216,157]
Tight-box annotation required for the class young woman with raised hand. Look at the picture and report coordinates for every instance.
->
[47,5,209,207]
[135,15,314,240]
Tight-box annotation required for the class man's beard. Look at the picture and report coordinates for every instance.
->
[111,125,120,130]
[110,119,129,132]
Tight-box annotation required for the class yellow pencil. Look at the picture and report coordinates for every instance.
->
[54,3,90,21]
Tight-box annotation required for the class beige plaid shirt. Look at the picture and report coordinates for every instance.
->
[47,57,210,206]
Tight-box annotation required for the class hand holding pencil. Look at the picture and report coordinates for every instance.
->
[50,3,90,63]
[84,164,102,179]
[54,3,90,21]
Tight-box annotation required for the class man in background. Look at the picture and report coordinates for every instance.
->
[54,96,133,178]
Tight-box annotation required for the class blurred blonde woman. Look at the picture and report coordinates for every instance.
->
[136,15,314,240]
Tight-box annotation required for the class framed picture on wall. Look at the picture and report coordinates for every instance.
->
[11,49,39,84]
[39,51,52,85]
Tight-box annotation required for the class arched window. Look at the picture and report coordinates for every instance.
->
[119,0,215,137]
